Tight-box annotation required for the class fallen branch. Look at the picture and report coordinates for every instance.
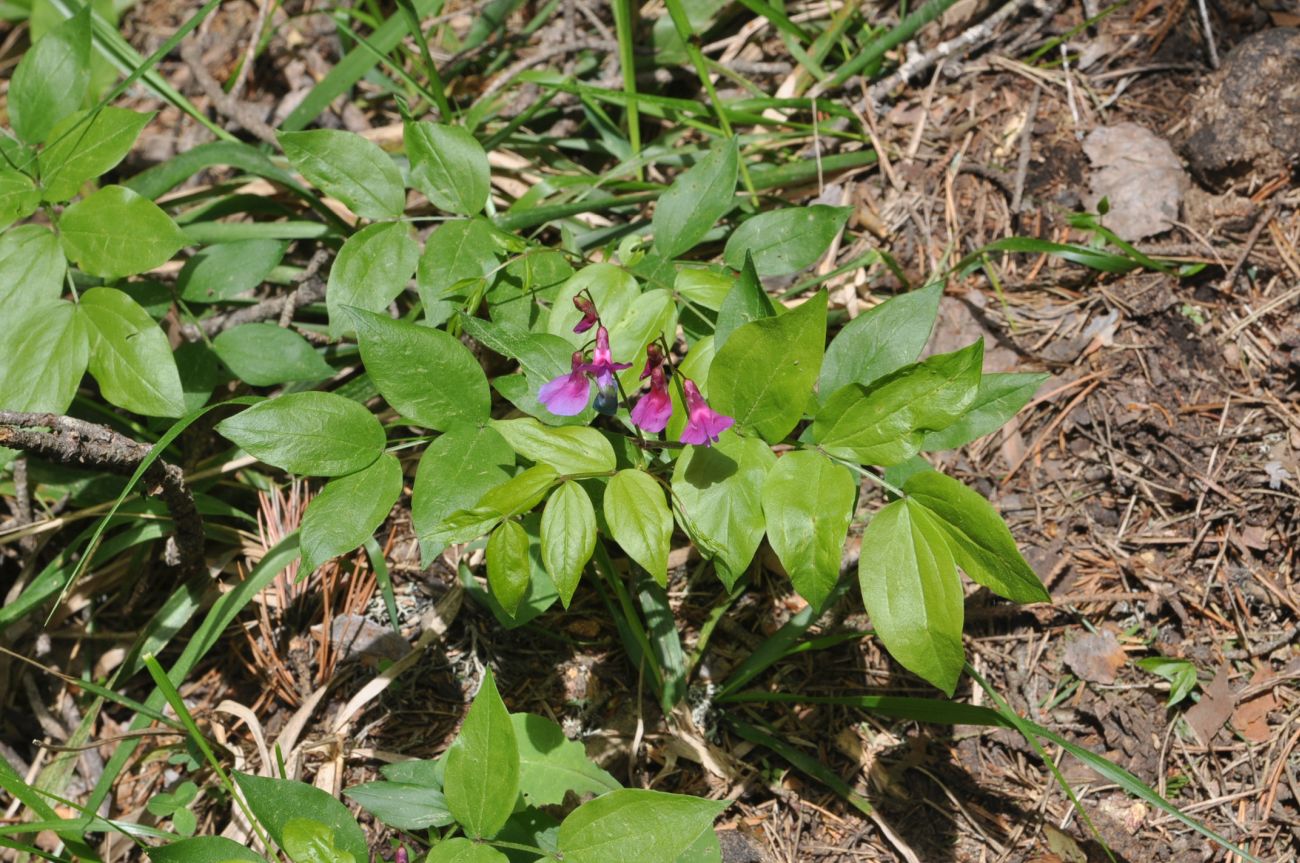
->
[180,247,331,340]
[0,412,205,580]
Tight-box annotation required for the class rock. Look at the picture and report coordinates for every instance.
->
[1083,122,1189,241]
[1183,28,1300,186]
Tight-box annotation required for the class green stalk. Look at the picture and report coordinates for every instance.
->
[611,0,642,181]
[396,0,453,119]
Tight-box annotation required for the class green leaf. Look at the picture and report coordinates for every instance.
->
[547,263,640,348]
[652,137,738,259]
[434,465,559,546]
[416,218,500,321]
[486,520,531,616]
[812,341,984,466]
[540,480,597,607]
[673,267,732,311]
[902,470,1049,603]
[327,222,419,339]
[671,433,775,589]
[557,789,726,863]
[489,418,615,475]
[722,205,850,277]
[604,469,673,586]
[344,781,453,831]
[0,165,40,231]
[444,668,519,839]
[300,453,403,572]
[212,323,333,386]
[232,773,368,863]
[426,838,509,863]
[148,836,266,863]
[512,712,621,806]
[405,121,491,216]
[346,307,489,429]
[708,290,826,443]
[461,514,561,629]
[282,818,355,863]
[216,392,385,476]
[713,252,774,349]
[859,499,964,695]
[0,225,66,315]
[0,301,87,413]
[78,287,185,417]
[9,7,91,144]
[411,422,514,556]
[818,282,942,402]
[39,107,153,202]
[762,451,856,609]
[59,185,186,279]
[177,239,288,303]
[920,371,1048,452]
[1134,657,1199,707]
[277,130,405,220]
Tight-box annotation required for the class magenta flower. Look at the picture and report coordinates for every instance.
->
[679,379,733,446]
[630,366,672,432]
[580,326,631,390]
[641,343,665,380]
[538,351,591,415]
[572,295,599,334]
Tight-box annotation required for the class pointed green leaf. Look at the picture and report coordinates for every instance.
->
[405,121,491,216]
[512,713,621,807]
[489,417,615,475]
[487,520,531,616]
[59,185,186,279]
[708,290,826,443]
[344,781,453,831]
[178,239,288,303]
[212,323,334,386]
[762,451,855,608]
[443,668,519,839]
[604,469,673,586]
[540,480,597,607]
[147,836,265,863]
[231,773,367,863]
[859,499,964,694]
[557,789,726,863]
[903,469,1049,603]
[0,302,87,413]
[282,818,354,863]
[216,392,385,476]
[433,465,559,546]
[39,107,153,202]
[278,130,405,220]
[411,422,514,557]
[653,137,738,259]
[426,838,509,863]
[920,371,1048,452]
[346,307,489,429]
[818,282,942,402]
[713,252,773,349]
[722,205,850,277]
[9,8,91,144]
[416,217,499,323]
[300,453,403,572]
[327,222,419,339]
[0,166,40,231]
[0,225,66,315]
[78,287,184,417]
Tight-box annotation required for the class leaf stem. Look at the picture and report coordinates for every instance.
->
[821,450,905,499]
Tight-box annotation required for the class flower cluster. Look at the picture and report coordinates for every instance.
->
[537,295,734,446]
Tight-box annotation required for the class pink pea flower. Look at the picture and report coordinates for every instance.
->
[679,379,734,446]
[630,365,672,433]
[579,326,631,390]
[572,295,599,334]
[538,351,591,415]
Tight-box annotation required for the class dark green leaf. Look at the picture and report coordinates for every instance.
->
[78,287,185,417]
[652,137,738,259]
[212,323,333,386]
[416,218,500,324]
[300,453,403,572]
[278,130,405,220]
[604,469,672,586]
[232,773,368,863]
[460,515,561,629]
[343,781,453,831]
[39,107,153,201]
[0,225,65,315]
[405,121,491,216]
[411,422,514,557]
[215,392,385,476]
[487,520,531,616]
[489,417,615,474]
[434,465,559,546]
[9,7,90,144]
[0,301,87,413]
[443,668,519,839]
[920,371,1048,451]
[426,839,509,863]
[762,451,855,608]
[540,480,597,607]
[713,252,773,349]
[327,222,419,339]
[148,836,266,863]
[818,282,942,402]
[59,185,186,279]
[722,205,850,277]
[513,712,621,807]
[346,307,490,429]
[177,239,288,303]
[903,470,1049,603]
[0,166,40,231]
[557,789,726,863]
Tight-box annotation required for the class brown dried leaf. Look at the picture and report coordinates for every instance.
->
[1231,666,1279,743]
[1185,665,1233,744]
[1064,629,1126,684]
[1083,122,1189,241]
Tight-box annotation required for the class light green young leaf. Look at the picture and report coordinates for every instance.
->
[762,451,856,609]
[232,773,368,863]
[405,121,491,216]
[9,7,91,144]
[708,290,826,443]
[59,185,186,279]
[512,713,621,807]
[212,323,333,386]
[39,107,153,202]
[489,417,615,475]
[672,433,775,589]
[673,268,732,311]
[300,454,403,572]
[0,166,41,231]
[653,137,738,259]
[443,668,519,839]
[433,465,559,546]
[215,392,385,476]
[0,225,66,315]
[903,470,1049,603]
[278,130,405,220]
[920,371,1048,452]
[412,422,514,557]
[416,217,500,324]
[812,341,984,466]
[327,222,419,338]
[426,838,509,863]
[818,282,942,402]
[547,263,640,347]
[487,520,532,616]
[604,469,672,586]
[557,789,726,863]
[540,480,597,607]
[78,287,185,417]
[0,302,87,413]
[177,239,288,303]
[722,205,850,277]
[282,818,354,863]
[713,252,774,350]
[859,499,964,695]
[346,307,490,429]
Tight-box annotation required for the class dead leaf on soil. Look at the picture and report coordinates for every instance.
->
[1083,122,1189,241]
[1231,666,1279,743]
[1043,825,1087,863]
[1185,665,1233,744]
[1064,628,1126,684]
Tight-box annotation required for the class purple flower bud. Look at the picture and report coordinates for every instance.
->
[679,379,733,446]
[572,296,599,334]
